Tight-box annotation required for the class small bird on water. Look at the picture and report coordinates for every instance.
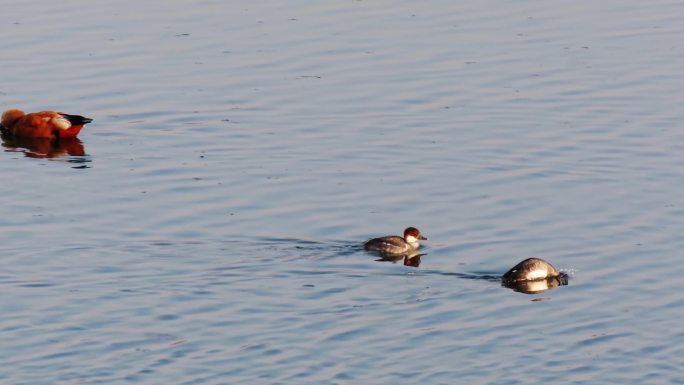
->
[363,227,427,255]
[502,257,566,283]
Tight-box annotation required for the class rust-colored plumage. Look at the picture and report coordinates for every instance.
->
[1,109,93,139]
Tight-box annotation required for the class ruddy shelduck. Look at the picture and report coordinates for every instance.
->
[1,109,93,139]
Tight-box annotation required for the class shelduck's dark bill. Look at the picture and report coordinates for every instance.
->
[61,113,93,126]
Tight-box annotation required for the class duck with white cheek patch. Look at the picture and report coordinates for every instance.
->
[364,227,427,255]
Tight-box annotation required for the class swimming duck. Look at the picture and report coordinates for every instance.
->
[1,109,93,139]
[364,227,427,255]
[502,257,565,283]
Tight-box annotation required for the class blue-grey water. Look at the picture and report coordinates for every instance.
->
[2,1,684,384]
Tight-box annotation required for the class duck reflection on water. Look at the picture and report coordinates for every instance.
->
[502,274,568,294]
[2,133,86,159]
[375,252,425,267]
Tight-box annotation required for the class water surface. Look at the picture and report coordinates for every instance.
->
[2,0,684,384]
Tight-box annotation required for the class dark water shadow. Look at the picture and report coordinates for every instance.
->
[219,237,363,263]
[374,252,425,267]
[438,270,569,294]
[439,271,504,282]
[1,133,91,168]
[255,237,360,253]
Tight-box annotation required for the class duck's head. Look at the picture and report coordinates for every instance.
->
[404,227,427,245]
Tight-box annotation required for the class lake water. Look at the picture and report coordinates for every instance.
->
[2,0,684,384]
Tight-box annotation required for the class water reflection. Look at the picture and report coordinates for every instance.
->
[2,134,85,158]
[1,134,90,167]
[440,270,568,294]
[375,252,424,267]
[501,274,568,294]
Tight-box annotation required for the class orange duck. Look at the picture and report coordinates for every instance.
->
[1,109,93,139]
